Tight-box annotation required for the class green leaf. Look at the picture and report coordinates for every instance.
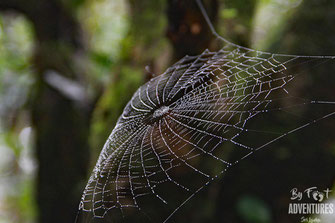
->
[237,195,272,223]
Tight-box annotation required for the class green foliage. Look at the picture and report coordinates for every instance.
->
[0,15,34,127]
[221,8,238,19]
[219,0,258,45]
[237,195,272,223]
[61,0,87,10]
[80,0,129,60]
[0,14,36,223]
[90,66,144,158]
[0,128,36,223]
[251,0,302,50]
[18,179,37,222]
[88,0,169,160]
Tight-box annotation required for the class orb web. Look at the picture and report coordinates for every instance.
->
[76,1,335,222]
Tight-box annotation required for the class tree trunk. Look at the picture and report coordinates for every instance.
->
[166,0,219,61]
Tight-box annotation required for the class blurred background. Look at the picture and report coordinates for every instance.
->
[0,0,334,222]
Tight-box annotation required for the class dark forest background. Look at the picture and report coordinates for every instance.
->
[0,0,334,222]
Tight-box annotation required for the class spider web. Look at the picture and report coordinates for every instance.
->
[76,2,335,223]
